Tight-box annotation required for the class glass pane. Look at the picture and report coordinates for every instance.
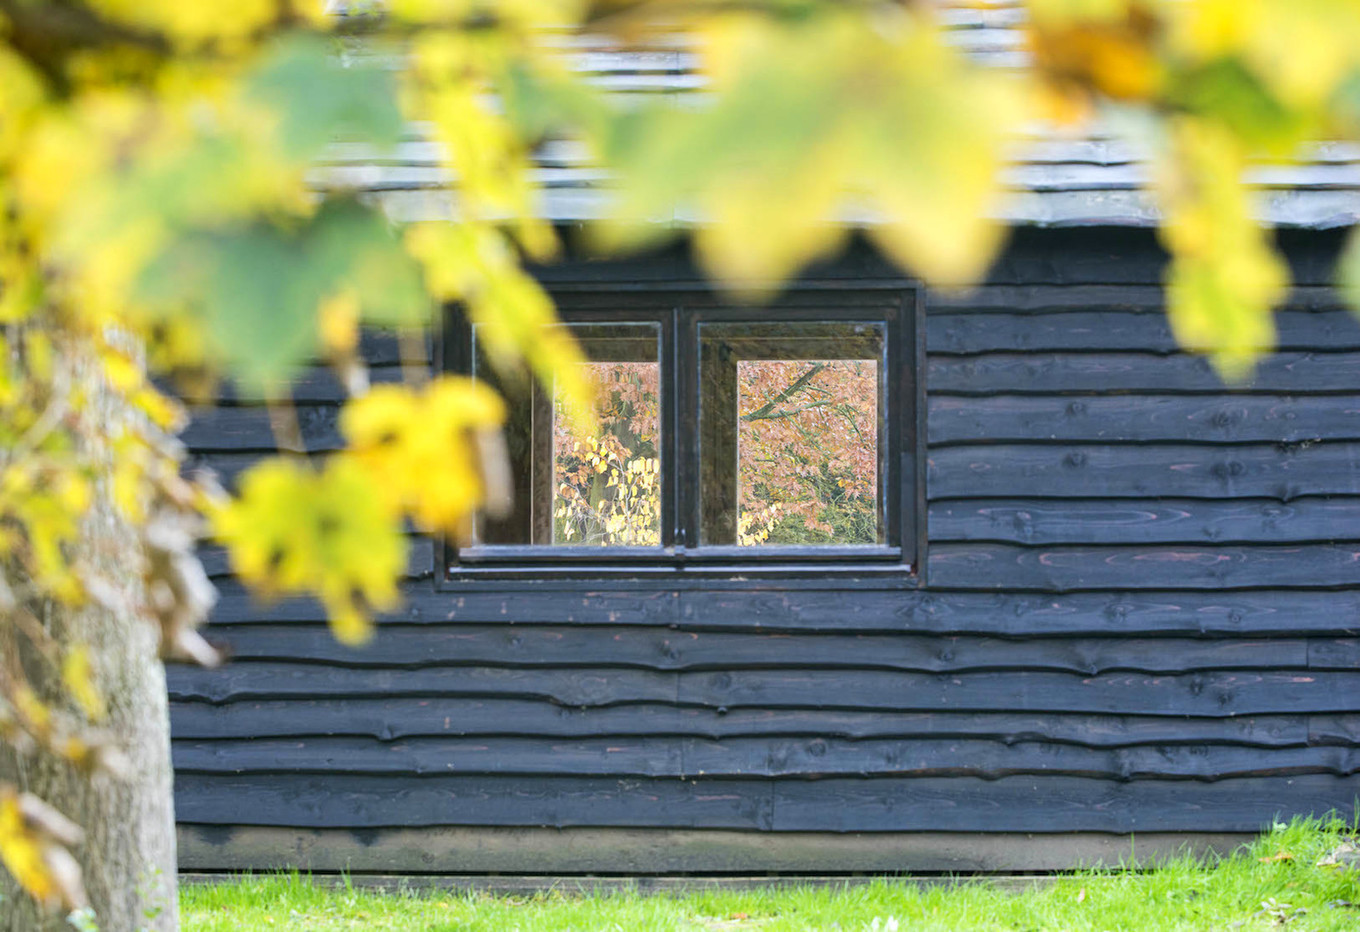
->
[552,358,661,545]
[472,322,661,547]
[699,322,885,546]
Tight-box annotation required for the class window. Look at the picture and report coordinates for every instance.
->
[445,280,921,577]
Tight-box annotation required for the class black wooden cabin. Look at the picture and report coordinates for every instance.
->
[170,225,1360,875]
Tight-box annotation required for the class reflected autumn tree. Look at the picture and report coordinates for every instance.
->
[554,358,878,547]
[738,360,879,545]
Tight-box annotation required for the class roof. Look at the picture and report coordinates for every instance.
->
[318,1,1360,229]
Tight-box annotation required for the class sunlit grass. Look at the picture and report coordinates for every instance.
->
[181,816,1360,931]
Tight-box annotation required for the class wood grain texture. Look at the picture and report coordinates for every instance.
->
[673,669,1348,716]
[172,772,1358,832]
[928,394,1360,444]
[927,442,1360,499]
[175,773,776,830]
[201,623,1315,674]
[167,662,679,705]
[927,352,1360,395]
[929,497,1360,545]
[170,735,1360,781]
[926,309,1360,355]
[767,774,1357,833]
[207,585,1360,635]
[208,585,681,626]
[168,663,1349,716]
[674,589,1360,635]
[927,542,1360,590]
[169,699,1313,746]
[926,283,1343,311]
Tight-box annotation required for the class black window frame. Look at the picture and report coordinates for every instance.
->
[442,278,924,581]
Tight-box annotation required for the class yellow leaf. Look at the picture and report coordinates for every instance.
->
[212,456,405,644]
[0,792,57,908]
[1154,118,1287,379]
[61,646,106,722]
[341,376,507,536]
[318,290,361,357]
[0,789,85,911]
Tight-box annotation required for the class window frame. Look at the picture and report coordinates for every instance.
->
[442,278,924,581]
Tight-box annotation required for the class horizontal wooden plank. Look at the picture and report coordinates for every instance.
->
[676,589,1360,635]
[175,773,774,830]
[172,772,1359,832]
[928,543,1360,590]
[926,309,1360,355]
[925,284,1343,312]
[166,663,678,706]
[675,669,1353,717]
[182,406,342,453]
[927,442,1360,499]
[169,699,1312,747]
[205,586,1360,636]
[209,586,679,626]
[768,774,1358,833]
[168,663,1353,716]
[928,394,1360,445]
[1310,714,1360,745]
[927,351,1360,395]
[929,497,1360,545]
[963,230,1338,287]
[928,284,1166,312]
[1306,639,1360,670]
[201,623,1313,674]
[177,825,1256,874]
[170,735,1360,781]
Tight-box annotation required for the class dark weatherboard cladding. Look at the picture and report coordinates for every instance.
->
[171,228,1360,873]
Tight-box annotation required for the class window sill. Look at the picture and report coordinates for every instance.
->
[443,545,916,587]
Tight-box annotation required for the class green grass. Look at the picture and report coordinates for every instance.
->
[181,817,1360,931]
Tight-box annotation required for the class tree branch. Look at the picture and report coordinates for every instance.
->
[741,362,826,421]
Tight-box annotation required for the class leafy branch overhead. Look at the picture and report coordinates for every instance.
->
[5,0,1360,917]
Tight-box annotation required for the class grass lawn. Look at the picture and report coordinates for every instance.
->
[181,817,1360,931]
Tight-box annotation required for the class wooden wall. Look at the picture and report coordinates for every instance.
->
[171,229,1360,872]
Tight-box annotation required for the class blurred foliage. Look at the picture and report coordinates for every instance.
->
[3,0,1360,917]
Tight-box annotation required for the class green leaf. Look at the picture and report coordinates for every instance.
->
[137,199,429,387]
[1336,224,1360,317]
[497,60,610,143]
[308,199,429,327]
[246,33,405,162]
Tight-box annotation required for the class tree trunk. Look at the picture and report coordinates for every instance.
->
[1,343,178,932]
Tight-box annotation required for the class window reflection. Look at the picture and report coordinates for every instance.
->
[700,321,886,547]
[552,361,661,545]
[737,359,879,545]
